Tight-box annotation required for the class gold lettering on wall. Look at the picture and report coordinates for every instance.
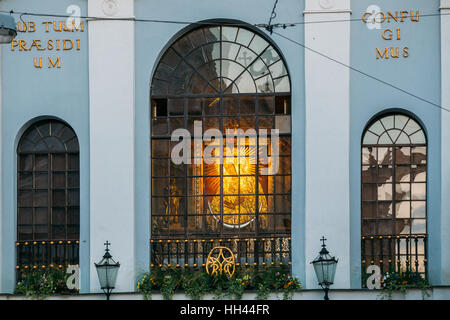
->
[376,48,389,60]
[11,20,84,69]
[34,57,42,68]
[382,29,392,40]
[48,57,61,68]
[362,9,419,60]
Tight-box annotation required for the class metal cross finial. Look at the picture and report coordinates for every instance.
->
[320,236,327,247]
[104,241,111,251]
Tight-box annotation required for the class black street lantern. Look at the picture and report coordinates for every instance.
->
[95,241,120,300]
[311,237,338,300]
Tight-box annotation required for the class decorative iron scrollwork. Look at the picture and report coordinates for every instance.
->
[206,246,235,277]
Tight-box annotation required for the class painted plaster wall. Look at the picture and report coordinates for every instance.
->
[350,0,442,287]
[0,0,90,293]
[0,0,444,295]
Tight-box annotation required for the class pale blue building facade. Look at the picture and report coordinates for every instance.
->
[0,0,448,298]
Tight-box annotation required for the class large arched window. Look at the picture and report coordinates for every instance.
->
[150,24,291,267]
[361,113,427,285]
[16,120,80,272]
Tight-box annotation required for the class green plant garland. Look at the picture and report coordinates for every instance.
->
[136,265,302,300]
[379,271,431,300]
[15,268,78,299]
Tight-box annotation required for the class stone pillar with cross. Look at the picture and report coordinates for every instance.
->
[88,0,136,293]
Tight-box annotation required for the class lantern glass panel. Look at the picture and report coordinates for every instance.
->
[313,255,338,286]
[96,264,120,289]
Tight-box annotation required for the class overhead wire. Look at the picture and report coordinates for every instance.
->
[2,7,448,112]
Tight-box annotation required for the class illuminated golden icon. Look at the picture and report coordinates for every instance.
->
[205,246,236,277]
[205,144,268,228]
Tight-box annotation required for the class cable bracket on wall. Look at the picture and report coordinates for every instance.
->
[256,23,295,33]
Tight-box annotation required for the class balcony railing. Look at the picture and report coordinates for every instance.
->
[150,237,291,268]
[361,234,427,287]
[16,240,79,276]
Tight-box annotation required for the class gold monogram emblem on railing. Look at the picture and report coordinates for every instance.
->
[206,246,235,277]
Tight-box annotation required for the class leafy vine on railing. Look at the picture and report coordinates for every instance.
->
[137,265,301,300]
[15,269,78,299]
[379,271,431,300]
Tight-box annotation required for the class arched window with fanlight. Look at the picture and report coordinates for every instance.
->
[150,24,292,267]
[361,113,427,286]
[16,120,80,275]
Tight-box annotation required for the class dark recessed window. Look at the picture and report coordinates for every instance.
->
[16,120,80,274]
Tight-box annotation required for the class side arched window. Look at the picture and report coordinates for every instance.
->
[361,114,427,284]
[17,120,80,271]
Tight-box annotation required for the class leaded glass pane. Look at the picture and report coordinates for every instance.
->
[204,27,220,42]
[161,48,181,69]
[249,35,269,55]
[222,60,245,80]
[188,28,207,47]
[411,219,426,233]
[363,132,378,145]
[222,42,240,60]
[255,77,274,93]
[260,46,280,66]
[387,129,401,143]
[235,71,256,93]
[404,119,421,135]
[186,47,207,68]
[396,132,410,144]
[395,115,409,129]
[412,201,426,218]
[236,28,253,47]
[368,120,384,135]
[378,132,392,144]
[236,47,257,69]
[269,60,288,78]
[222,26,237,42]
[410,130,426,144]
[274,76,290,93]
[249,58,270,79]
[380,115,394,130]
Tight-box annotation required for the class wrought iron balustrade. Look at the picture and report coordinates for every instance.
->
[16,240,79,275]
[361,234,427,287]
[150,237,291,268]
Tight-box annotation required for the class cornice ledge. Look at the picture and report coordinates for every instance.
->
[87,15,136,21]
[303,9,352,15]
[440,0,450,10]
